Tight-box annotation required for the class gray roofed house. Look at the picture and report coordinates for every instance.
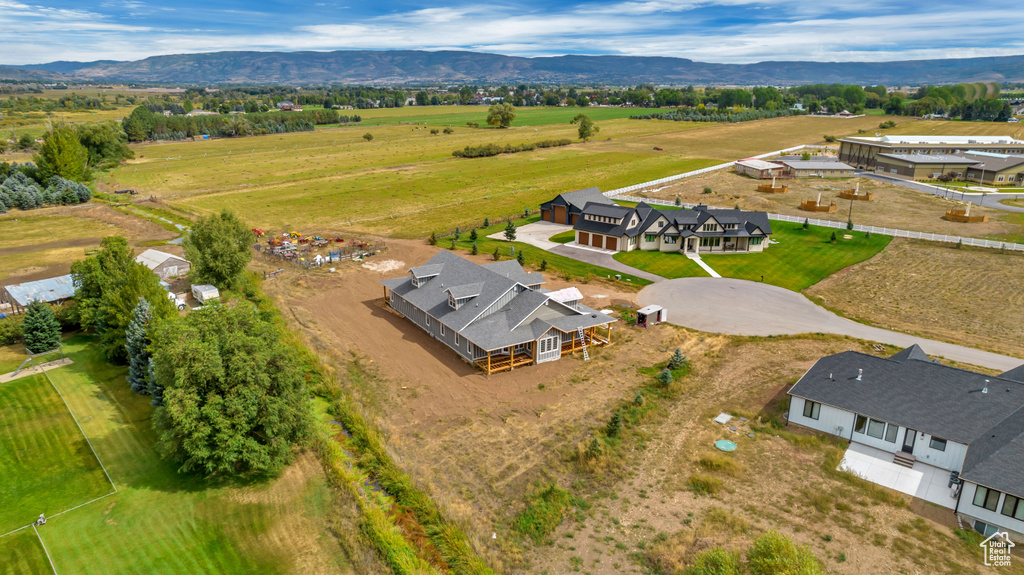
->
[787,345,1024,542]
[572,201,771,254]
[1,274,77,314]
[381,250,615,374]
[539,187,616,225]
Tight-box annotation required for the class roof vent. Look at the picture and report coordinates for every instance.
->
[856,369,862,381]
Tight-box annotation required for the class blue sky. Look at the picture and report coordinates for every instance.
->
[2,0,1022,66]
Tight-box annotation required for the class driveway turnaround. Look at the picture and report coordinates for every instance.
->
[638,277,1023,371]
[488,221,569,250]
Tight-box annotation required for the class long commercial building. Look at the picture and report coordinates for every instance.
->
[839,136,1024,169]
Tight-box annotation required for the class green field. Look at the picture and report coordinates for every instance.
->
[615,224,892,291]
[0,529,50,574]
[104,112,900,239]
[0,336,349,574]
[0,372,112,534]
[359,105,644,127]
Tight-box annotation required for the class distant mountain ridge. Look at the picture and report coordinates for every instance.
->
[4,50,1024,85]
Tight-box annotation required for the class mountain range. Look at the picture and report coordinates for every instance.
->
[5,50,1024,86]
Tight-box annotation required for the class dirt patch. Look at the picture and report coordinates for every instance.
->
[0,237,100,257]
[636,170,1024,239]
[361,259,405,273]
[805,238,1024,358]
[77,204,177,242]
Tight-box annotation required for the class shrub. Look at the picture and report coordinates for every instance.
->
[452,139,572,158]
[540,259,547,271]
[428,231,438,245]
[516,250,525,265]
[823,135,837,143]
[362,132,374,141]
[513,484,582,544]
[0,314,25,346]
[669,348,687,369]
[687,548,742,575]
[658,368,673,386]
[747,530,822,575]
[703,186,713,194]
[471,241,478,255]
[697,454,742,477]
[492,247,500,261]
[688,474,723,495]
[607,412,622,437]
[830,231,837,242]
[430,128,439,135]
[633,392,645,407]
[443,127,454,134]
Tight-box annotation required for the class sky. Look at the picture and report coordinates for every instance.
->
[2,0,1023,66]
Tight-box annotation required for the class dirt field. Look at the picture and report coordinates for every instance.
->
[806,238,1024,358]
[635,170,1024,239]
[263,240,1013,574]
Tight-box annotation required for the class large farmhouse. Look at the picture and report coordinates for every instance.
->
[571,202,771,255]
[380,251,615,374]
[788,345,1024,542]
[539,187,616,225]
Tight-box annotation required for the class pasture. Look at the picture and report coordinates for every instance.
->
[359,105,643,126]
[105,111,901,239]
[0,336,350,574]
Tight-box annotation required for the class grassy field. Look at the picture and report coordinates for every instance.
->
[0,336,351,574]
[615,224,892,290]
[0,529,50,574]
[359,105,643,127]
[104,112,902,239]
[0,371,112,534]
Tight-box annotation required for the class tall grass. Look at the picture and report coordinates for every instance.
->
[511,483,587,544]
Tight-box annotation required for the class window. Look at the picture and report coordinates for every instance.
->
[1001,495,1024,521]
[440,324,445,336]
[929,437,947,452]
[866,419,885,439]
[802,400,820,420]
[702,223,717,232]
[700,237,721,247]
[751,237,763,245]
[664,236,676,244]
[645,234,657,242]
[658,221,664,228]
[884,423,899,443]
[974,486,1001,512]
[997,176,1004,182]
[455,333,460,346]
[855,414,867,434]
[426,315,431,327]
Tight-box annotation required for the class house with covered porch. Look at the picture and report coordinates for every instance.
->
[380,250,615,374]
[572,202,771,255]
[788,345,1024,542]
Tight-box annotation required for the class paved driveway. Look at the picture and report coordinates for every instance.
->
[488,221,569,250]
[638,278,1023,371]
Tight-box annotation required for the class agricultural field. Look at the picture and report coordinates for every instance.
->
[0,337,351,574]
[358,105,644,127]
[805,238,1024,358]
[635,170,1024,241]
[102,111,903,238]
[614,224,892,291]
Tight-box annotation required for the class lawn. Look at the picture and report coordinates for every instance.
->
[616,224,891,291]
[0,372,112,534]
[0,335,351,574]
[0,529,50,574]
[548,229,576,243]
[359,105,645,127]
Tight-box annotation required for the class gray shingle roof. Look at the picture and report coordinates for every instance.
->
[446,282,484,300]
[1000,364,1024,383]
[381,250,614,351]
[788,347,1024,444]
[560,187,614,210]
[960,407,1024,497]
[409,264,444,279]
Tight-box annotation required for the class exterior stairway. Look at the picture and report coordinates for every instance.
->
[893,451,917,469]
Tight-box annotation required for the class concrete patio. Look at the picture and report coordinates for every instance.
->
[838,442,958,509]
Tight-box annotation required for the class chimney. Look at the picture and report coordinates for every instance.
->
[856,369,863,381]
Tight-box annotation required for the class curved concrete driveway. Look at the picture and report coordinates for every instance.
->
[639,278,1023,371]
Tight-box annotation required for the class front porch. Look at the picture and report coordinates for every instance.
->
[474,325,613,374]
[474,352,535,374]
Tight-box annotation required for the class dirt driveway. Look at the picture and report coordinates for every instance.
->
[638,277,1023,371]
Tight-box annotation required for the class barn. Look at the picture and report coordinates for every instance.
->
[135,249,191,280]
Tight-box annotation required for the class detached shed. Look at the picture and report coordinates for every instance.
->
[136,249,191,280]
[1,274,77,314]
[191,284,219,304]
[636,305,666,328]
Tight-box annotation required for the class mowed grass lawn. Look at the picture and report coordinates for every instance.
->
[0,371,112,534]
[616,224,891,291]
[0,335,350,574]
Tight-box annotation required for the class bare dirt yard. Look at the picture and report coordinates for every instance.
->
[262,240,1014,574]
[805,238,1024,358]
[635,170,1024,239]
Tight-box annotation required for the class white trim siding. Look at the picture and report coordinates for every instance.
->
[959,481,1024,543]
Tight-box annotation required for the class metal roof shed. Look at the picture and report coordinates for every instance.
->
[2,274,77,313]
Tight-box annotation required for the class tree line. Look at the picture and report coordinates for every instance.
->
[121,105,342,142]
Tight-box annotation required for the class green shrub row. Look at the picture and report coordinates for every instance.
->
[452,139,572,158]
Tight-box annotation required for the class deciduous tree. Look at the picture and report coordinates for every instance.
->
[571,113,599,142]
[35,124,89,183]
[486,103,516,128]
[183,210,253,290]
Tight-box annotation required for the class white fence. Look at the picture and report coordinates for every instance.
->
[603,144,827,198]
[612,194,1024,252]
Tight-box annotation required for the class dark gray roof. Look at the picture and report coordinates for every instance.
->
[381,250,613,351]
[541,187,615,212]
[960,407,1024,497]
[573,202,771,240]
[888,343,933,363]
[586,203,633,218]
[787,347,1024,445]
[960,152,1024,172]
[409,264,444,279]
[1000,364,1024,383]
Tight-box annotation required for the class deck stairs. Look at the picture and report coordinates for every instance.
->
[578,327,590,361]
[893,451,916,469]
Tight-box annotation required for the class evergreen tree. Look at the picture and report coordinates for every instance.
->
[483,217,490,227]
[675,196,681,206]
[803,218,809,229]
[469,228,478,242]
[847,218,854,230]
[516,250,525,265]
[540,259,548,271]
[633,392,645,407]
[658,368,673,387]
[22,301,61,354]
[607,412,622,437]
[453,226,462,240]
[471,241,478,255]
[125,298,153,394]
[492,247,501,261]
[830,231,837,242]
[669,348,687,370]
[504,221,517,241]
[450,238,456,250]
[147,359,162,407]
[428,231,437,245]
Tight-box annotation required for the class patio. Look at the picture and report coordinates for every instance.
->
[838,442,958,509]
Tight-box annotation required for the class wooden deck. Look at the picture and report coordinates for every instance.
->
[474,353,535,374]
